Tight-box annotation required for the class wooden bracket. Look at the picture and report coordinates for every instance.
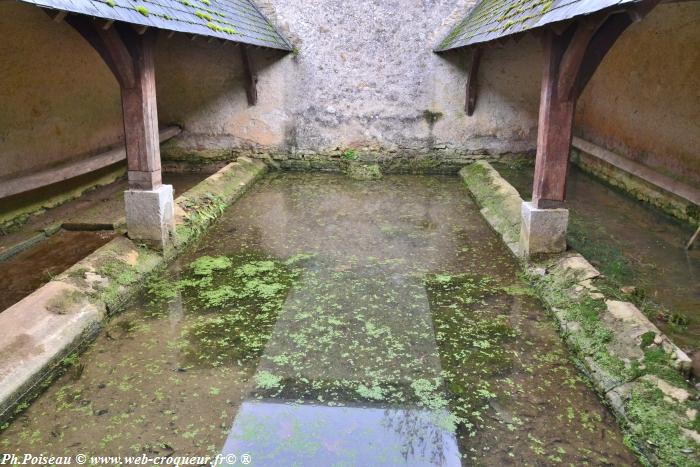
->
[556,16,607,101]
[465,47,482,116]
[240,45,258,106]
[65,15,137,88]
[531,0,660,207]
[63,17,162,190]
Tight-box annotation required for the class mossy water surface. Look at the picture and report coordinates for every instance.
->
[0,174,637,465]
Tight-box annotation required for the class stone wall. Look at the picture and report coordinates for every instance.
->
[159,0,543,165]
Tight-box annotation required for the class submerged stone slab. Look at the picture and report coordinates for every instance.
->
[222,401,461,466]
[519,201,568,258]
[124,184,175,250]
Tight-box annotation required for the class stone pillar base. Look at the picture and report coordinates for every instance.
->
[124,185,175,250]
[519,201,569,258]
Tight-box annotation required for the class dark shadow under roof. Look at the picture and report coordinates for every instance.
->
[18,0,292,50]
[436,0,642,52]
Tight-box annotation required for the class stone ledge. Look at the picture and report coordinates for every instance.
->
[0,158,268,424]
[460,160,700,465]
[459,161,522,255]
[571,138,699,225]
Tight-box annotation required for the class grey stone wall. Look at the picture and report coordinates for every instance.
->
[158,0,543,165]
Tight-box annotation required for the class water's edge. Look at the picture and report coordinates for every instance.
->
[460,161,700,465]
[0,158,268,425]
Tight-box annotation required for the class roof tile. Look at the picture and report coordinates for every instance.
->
[19,0,292,50]
[436,0,641,51]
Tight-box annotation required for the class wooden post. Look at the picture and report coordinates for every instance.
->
[120,29,163,190]
[66,17,174,248]
[532,29,576,209]
[531,1,659,208]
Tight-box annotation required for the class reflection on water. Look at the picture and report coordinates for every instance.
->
[0,174,638,465]
[223,402,460,466]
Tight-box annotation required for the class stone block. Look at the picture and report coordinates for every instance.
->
[124,184,175,250]
[519,201,569,258]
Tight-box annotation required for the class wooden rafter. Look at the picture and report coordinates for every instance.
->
[465,47,482,116]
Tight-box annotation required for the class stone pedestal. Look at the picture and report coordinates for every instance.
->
[519,201,568,258]
[124,184,175,250]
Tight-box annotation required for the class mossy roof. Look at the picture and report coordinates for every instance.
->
[20,0,292,50]
[436,0,641,51]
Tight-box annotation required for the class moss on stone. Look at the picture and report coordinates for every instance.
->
[45,290,85,315]
[460,161,522,249]
[423,110,444,125]
[345,162,382,181]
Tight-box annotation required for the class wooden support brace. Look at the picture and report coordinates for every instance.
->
[465,47,482,116]
[65,15,136,89]
[52,10,68,23]
[556,16,606,101]
[65,17,162,190]
[240,45,258,106]
[531,0,659,208]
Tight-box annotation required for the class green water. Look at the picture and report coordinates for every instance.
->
[0,173,637,465]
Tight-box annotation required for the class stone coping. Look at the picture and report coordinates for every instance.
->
[0,158,267,424]
[460,161,700,465]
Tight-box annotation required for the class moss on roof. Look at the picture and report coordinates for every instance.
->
[21,0,292,50]
[436,0,640,52]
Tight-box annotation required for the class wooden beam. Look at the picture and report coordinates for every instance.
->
[0,127,181,200]
[556,17,606,101]
[240,45,258,106]
[465,47,482,116]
